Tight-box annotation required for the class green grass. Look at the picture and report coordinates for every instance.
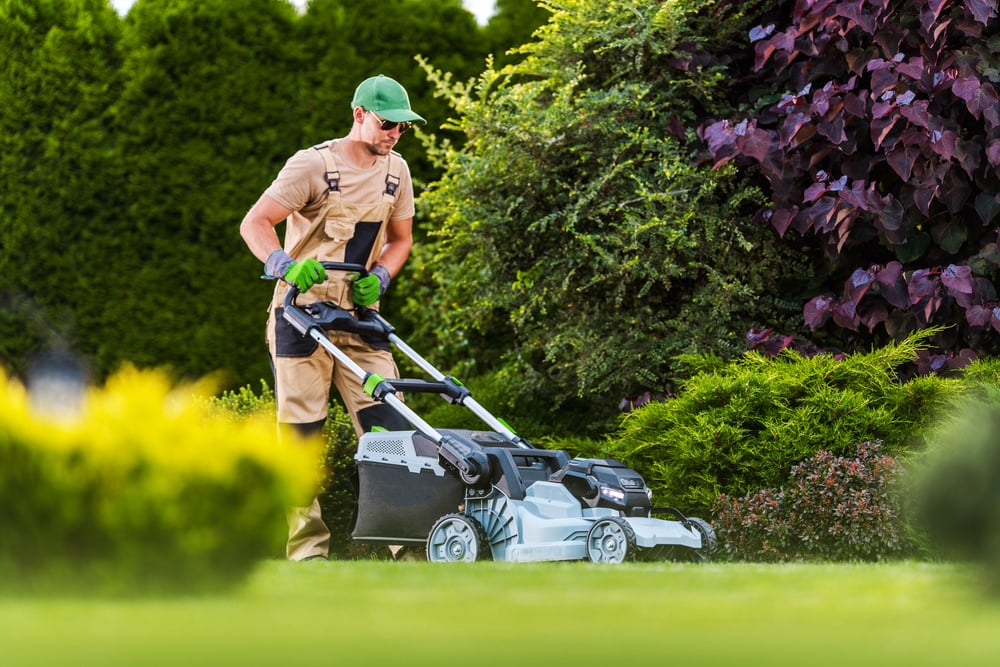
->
[1,560,998,666]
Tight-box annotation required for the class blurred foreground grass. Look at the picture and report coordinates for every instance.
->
[2,560,998,666]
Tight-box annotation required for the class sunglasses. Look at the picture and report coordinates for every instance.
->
[368,111,411,134]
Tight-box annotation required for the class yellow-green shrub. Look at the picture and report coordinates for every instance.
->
[0,366,320,595]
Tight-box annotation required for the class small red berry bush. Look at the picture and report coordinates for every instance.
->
[713,440,910,561]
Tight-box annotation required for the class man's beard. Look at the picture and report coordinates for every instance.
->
[364,140,391,156]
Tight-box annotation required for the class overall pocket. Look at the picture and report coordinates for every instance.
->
[273,307,319,357]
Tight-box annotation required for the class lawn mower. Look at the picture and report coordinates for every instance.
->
[282,262,717,563]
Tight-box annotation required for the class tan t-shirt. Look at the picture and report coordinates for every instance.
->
[264,139,414,234]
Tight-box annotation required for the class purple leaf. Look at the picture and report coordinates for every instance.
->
[737,127,774,163]
[987,139,1000,166]
[779,112,816,148]
[898,99,931,128]
[966,304,993,327]
[875,195,907,244]
[965,0,999,25]
[912,186,937,216]
[895,57,924,80]
[887,145,920,180]
[876,262,910,309]
[749,23,775,43]
[804,182,829,203]
[817,115,847,144]
[831,300,859,330]
[808,197,838,233]
[845,267,875,306]
[929,130,958,162]
[871,116,900,150]
[843,92,867,117]
[941,264,974,295]
[870,67,899,99]
[858,299,889,331]
[909,268,939,304]
[804,295,835,330]
[771,207,799,237]
[920,0,949,32]
[953,77,998,118]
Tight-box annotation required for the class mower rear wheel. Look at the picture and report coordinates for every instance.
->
[426,513,489,563]
[586,516,636,564]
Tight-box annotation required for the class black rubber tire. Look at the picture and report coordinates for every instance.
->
[586,516,637,564]
[426,513,489,562]
[685,516,718,562]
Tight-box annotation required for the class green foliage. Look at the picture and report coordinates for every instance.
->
[480,0,551,68]
[408,357,620,439]
[296,0,487,181]
[913,383,1000,585]
[0,0,544,395]
[0,0,124,379]
[604,329,963,516]
[410,0,811,406]
[210,382,381,559]
[0,367,318,595]
[714,441,911,562]
[101,0,303,387]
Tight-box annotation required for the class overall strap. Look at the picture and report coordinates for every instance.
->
[284,142,340,260]
[316,142,341,193]
[383,151,401,199]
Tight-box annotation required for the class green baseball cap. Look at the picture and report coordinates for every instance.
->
[351,75,426,124]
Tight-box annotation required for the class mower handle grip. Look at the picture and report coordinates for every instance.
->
[281,261,369,306]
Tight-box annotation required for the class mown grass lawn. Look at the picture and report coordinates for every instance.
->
[1,560,997,666]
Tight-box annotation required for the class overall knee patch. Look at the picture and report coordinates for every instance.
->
[357,404,410,432]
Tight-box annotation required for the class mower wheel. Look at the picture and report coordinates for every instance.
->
[426,513,490,563]
[586,516,636,564]
[685,516,718,562]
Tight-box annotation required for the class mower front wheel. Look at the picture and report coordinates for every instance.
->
[586,516,636,564]
[426,513,490,563]
[685,516,718,562]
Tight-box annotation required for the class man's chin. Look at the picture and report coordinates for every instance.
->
[365,142,394,156]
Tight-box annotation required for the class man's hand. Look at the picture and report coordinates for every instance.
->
[265,250,326,292]
[284,259,326,292]
[350,266,391,306]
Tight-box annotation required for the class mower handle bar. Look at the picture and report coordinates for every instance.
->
[278,260,530,450]
[280,261,369,306]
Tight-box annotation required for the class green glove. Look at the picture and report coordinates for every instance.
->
[283,258,326,292]
[350,265,391,306]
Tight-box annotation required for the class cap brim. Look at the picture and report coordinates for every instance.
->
[377,109,427,124]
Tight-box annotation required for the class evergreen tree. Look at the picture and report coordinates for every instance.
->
[297,0,486,181]
[0,0,123,379]
[482,0,550,68]
[106,0,302,387]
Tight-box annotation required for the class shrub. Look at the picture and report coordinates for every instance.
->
[411,0,810,408]
[713,441,910,562]
[211,382,386,559]
[701,0,1000,363]
[913,383,1000,584]
[605,329,960,515]
[0,366,319,595]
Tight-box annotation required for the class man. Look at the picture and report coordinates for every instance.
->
[240,75,425,561]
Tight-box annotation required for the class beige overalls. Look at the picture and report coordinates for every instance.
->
[267,143,405,560]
